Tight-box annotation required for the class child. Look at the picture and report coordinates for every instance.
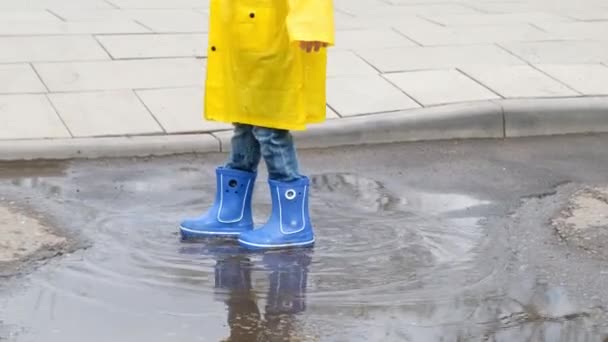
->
[180,0,335,249]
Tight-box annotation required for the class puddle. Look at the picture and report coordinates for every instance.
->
[0,161,605,341]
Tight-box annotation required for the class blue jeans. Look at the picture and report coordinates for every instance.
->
[225,124,302,182]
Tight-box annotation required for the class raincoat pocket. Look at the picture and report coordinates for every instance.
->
[233,5,281,53]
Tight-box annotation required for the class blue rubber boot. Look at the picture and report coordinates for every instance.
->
[180,167,256,239]
[238,177,315,249]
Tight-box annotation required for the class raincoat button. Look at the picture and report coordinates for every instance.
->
[211,46,216,51]
[249,12,255,18]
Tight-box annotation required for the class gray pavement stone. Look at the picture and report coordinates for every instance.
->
[536,64,608,95]
[327,51,378,78]
[503,97,608,137]
[565,9,608,21]
[0,36,110,63]
[394,24,553,46]
[0,10,62,23]
[335,28,416,50]
[501,41,608,65]
[536,22,608,41]
[0,134,220,160]
[359,45,524,73]
[48,90,163,137]
[34,58,204,92]
[0,94,70,139]
[97,34,207,59]
[0,20,148,35]
[135,87,231,133]
[459,65,579,98]
[385,69,500,106]
[0,64,47,94]
[106,0,207,9]
[49,9,209,32]
[327,106,340,119]
[418,12,572,26]
[293,101,505,149]
[0,0,113,9]
[327,74,420,116]
[129,9,209,32]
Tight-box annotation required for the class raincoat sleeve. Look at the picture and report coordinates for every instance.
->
[286,0,335,45]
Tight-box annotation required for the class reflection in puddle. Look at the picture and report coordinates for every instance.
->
[0,165,605,341]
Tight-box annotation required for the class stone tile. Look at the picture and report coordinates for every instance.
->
[502,41,608,65]
[327,51,378,78]
[359,45,524,73]
[460,65,578,98]
[48,90,163,137]
[0,10,62,22]
[0,36,110,63]
[335,28,416,50]
[0,64,47,94]
[135,87,231,133]
[327,75,420,116]
[385,69,500,106]
[535,22,608,41]
[0,0,113,9]
[107,0,207,9]
[326,106,340,119]
[130,9,209,32]
[536,64,608,95]
[419,12,572,26]
[47,8,132,21]
[35,58,205,92]
[50,8,208,32]
[0,20,148,35]
[0,94,70,139]
[394,23,552,46]
[566,9,608,21]
[97,34,207,59]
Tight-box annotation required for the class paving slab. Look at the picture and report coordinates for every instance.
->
[327,51,378,78]
[0,0,113,10]
[501,41,608,65]
[97,33,207,59]
[359,45,524,73]
[0,10,62,23]
[34,58,205,92]
[48,90,163,137]
[459,65,579,98]
[106,0,207,9]
[418,12,572,26]
[385,69,500,106]
[326,106,340,119]
[135,87,231,133]
[536,22,608,41]
[0,36,110,63]
[0,94,70,140]
[327,74,420,116]
[394,24,553,46]
[0,20,148,36]
[334,28,416,50]
[536,64,608,95]
[0,64,47,94]
[48,8,209,32]
[129,9,209,32]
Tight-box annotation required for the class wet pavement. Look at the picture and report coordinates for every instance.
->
[2,134,608,341]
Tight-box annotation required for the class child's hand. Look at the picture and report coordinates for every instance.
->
[298,41,328,53]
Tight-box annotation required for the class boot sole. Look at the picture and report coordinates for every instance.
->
[237,237,315,249]
[179,225,244,237]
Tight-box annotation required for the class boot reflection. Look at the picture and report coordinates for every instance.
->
[213,249,312,342]
[261,250,312,342]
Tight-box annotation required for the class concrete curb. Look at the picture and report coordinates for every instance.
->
[1,96,608,161]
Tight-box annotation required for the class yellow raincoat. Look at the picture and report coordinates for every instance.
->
[204,0,335,131]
